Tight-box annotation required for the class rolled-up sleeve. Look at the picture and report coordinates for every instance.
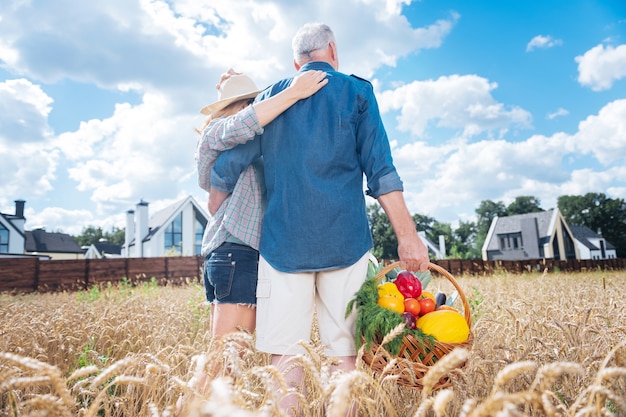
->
[196,107,263,192]
[211,137,262,192]
[367,171,403,198]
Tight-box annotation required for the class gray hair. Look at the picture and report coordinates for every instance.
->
[292,23,335,61]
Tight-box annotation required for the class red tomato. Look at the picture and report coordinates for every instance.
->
[403,298,421,317]
[418,297,436,316]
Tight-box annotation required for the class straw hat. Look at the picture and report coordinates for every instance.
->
[200,74,260,115]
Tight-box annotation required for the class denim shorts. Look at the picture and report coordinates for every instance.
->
[203,242,259,305]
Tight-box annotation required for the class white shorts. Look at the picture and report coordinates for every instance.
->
[255,252,370,357]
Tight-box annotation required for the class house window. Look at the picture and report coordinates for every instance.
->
[195,218,204,255]
[193,208,207,256]
[0,223,8,253]
[164,213,183,254]
[499,233,523,251]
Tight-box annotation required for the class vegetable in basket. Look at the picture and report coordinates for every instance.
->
[393,270,422,299]
[347,263,436,356]
[416,310,470,343]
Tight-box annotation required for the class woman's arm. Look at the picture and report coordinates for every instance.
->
[253,69,327,126]
[203,70,328,213]
[204,69,328,152]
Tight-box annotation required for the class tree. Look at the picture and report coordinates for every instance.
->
[74,225,126,247]
[74,226,104,247]
[106,227,125,245]
[558,192,626,257]
[450,220,480,259]
[474,200,507,252]
[366,204,397,260]
[412,213,436,239]
[507,196,543,215]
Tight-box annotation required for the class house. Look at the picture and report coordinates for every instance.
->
[122,196,209,257]
[482,209,580,261]
[1,200,83,260]
[83,239,123,259]
[0,200,27,257]
[25,228,84,260]
[569,225,617,260]
[418,231,446,260]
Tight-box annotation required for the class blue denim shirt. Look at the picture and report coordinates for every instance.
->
[211,62,403,272]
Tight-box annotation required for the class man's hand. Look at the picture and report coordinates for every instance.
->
[208,186,230,216]
[397,235,430,272]
[377,190,429,272]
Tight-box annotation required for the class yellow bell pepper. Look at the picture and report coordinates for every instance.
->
[377,282,404,301]
[377,295,405,314]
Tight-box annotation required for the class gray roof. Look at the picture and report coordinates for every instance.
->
[493,210,553,235]
[569,224,616,250]
[93,242,122,255]
[25,229,83,253]
[144,198,189,240]
[485,209,553,251]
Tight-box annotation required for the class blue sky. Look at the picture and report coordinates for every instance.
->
[1,0,625,235]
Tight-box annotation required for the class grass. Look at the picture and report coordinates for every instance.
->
[1,270,625,416]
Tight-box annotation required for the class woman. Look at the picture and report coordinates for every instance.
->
[196,69,327,340]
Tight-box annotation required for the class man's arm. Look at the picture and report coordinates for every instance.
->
[208,137,262,212]
[208,187,229,216]
[377,192,429,273]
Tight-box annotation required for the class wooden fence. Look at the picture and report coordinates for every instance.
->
[0,256,204,294]
[427,257,626,277]
[0,256,624,294]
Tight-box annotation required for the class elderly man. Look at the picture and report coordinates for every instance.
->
[210,22,429,416]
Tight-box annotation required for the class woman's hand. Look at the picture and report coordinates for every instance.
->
[216,68,240,90]
[288,70,328,99]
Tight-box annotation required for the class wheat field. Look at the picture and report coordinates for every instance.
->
[1,269,625,417]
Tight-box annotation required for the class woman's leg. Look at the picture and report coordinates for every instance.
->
[210,302,256,337]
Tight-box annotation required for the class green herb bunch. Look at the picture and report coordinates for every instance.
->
[346,262,435,356]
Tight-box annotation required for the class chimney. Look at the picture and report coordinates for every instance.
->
[135,200,149,257]
[125,209,135,257]
[15,200,25,218]
[12,200,26,235]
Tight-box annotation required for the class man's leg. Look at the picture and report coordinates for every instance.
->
[316,252,370,417]
[255,256,315,416]
[271,354,303,416]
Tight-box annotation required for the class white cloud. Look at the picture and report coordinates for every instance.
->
[0,79,53,143]
[379,74,532,139]
[60,91,200,210]
[0,79,58,204]
[0,0,462,232]
[576,43,626,91]
[572,98,626,165]
[1,0,624,234]
[526,35,562,52]
[547,108,569,120]
[23,206,96,235]
[393,99,626,221]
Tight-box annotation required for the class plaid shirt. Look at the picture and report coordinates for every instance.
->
[197,106,264,255]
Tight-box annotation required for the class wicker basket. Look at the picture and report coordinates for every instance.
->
[360,261,473,390]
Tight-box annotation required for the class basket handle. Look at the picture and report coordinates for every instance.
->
[375,261,473,329]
